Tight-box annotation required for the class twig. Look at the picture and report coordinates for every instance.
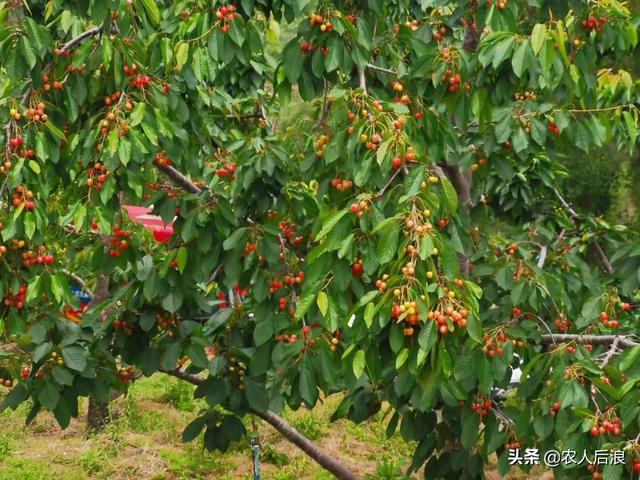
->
[315,82,331,131]
[552,187,615,275]
[540,334,638,348]
[157,164,202,194]
[366,63,396,75]
[552,187,578,219]
[536,246,548,269]
[598,337,622,367]
[593,241,615,275]
[63,270,89,291]
[375,168,403,200]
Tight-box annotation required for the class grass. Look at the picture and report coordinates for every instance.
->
[0,375,547,479]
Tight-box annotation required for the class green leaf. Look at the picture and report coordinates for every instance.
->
[377,227,399,264]
[50,273,68,303]
[441,177,458,214]
[299,362,318,406]
[418,321,437,354]
[162,290,184,313]
[182,416,207,442]
[511,40,530,78]
[282,41,303,84]
[129,102,146,127]
[620,346,640,372]
[222,228,247,250]
[364,303,375,329]
[531,24,547,54]
[315,210,349,241]
[243,377,269,412]
[395,349,409,370]
[61,346,88,372]
[316,291,328,316]
[177,246,188,273]
[353,349,366,378]
[140,0,161,25]
[175,42,189,71]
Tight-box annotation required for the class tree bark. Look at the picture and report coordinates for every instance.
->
[165,369,360,480]
[87,397,111,431]
[435,163,473,277]
[86,274,112,432]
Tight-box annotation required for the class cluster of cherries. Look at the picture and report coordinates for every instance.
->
[330,177,354,192]
[22,246,55,267]
[590,416,622,437]
[108,228,131,257]
[118,365,136,384]
[157,312,180,337]
[428,304,469,335]
[503,439,522,450]
[433,26,448,42]
[471,398,493,419]
[243,242,258,257]
[483,331,524,358]
[41,73,65,91]
[375,274,389,292]
[599,311,620,329]
[215,161,237,178]
[86,162,110,191]
[582,15,607,33]
[269,272,305,295]
[11,186,36,211]
[154,150,172,167]
[215,4,237,32]
[8,134,24,149]
[112,318,134,336]
[350,199,371,218]
[3,285,27,309]
[547,121,561,136]
[279,220,305,247]
[25,102,48,123]
[549,400,561,417]
[441,70,468,93]
[554,314,571,332]
[314,134,330,158]
[300,42,329,56]
[329,331,342,352]
[309,13,333,31]
[514,90,538,102]
[0,378,14,388]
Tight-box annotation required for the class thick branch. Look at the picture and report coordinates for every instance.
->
[157,164,202,194]
[164,369,360,480]
[540,334,638,348]
[59,26,104,55]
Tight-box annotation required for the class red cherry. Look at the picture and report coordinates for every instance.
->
[303,326,311,335]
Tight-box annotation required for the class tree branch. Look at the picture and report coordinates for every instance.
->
[164,369,360,480]
[157,164,202,194]
[358,68,367,96]
[540,334,638,348]
[366,63,396,75]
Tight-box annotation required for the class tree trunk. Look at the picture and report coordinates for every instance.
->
[87,397,111,431]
